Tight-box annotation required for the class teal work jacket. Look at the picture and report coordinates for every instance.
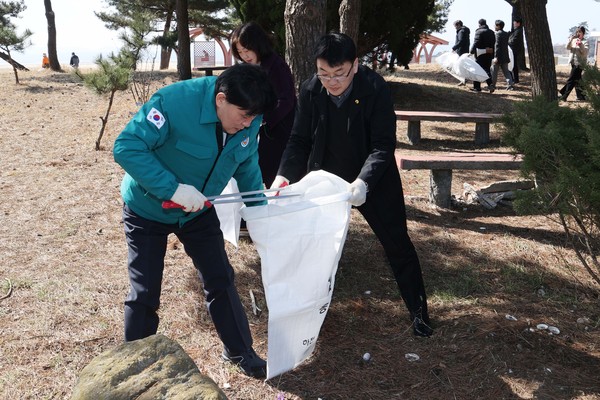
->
[114,76,264,226]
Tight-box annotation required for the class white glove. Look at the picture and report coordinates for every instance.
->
[270,175,290,190]
[348,178,367,207]
[170,183,207,212]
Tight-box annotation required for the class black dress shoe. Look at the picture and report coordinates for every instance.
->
[413,316,434,337]
[222,348,267,378]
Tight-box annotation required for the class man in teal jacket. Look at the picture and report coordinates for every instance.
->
[114,64,276,378]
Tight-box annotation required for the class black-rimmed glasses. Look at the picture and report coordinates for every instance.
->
[316,67,353,84]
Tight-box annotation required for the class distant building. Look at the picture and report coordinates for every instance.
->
[412,34,449,64]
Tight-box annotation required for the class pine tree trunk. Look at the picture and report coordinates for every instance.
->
[160,13,173,70]
[12,64,20,84]
[339,0,361,45]
[95,90,116,151]
[284,0,327,93]
[44,0,61,71]
[176,0,192,80]
[519,0,557,101]
[5,49,21,84]
[505,0,522,22]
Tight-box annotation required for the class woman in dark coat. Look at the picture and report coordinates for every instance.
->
[230,22,296,188]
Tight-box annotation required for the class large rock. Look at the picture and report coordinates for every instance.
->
[71,334,227,400]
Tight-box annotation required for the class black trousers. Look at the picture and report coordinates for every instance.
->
[356,181,429,322]
[122,204,253,354]
[512,64,520,83]
[474,54,493,90]
[510,48,527,83]
[258,124,291,189]
[560,64,586,100]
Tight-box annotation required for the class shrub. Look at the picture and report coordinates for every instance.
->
[501,65,600,286]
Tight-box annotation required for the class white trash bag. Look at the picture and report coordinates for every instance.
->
[436,51,490,83]
[214,178,242,247]
[456,53,490,82]
[436,51,464,82]
[240,170,352,379]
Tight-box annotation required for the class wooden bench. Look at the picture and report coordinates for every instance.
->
[395,111,503,145]
[193,65,229,76]
[395,152,523,208]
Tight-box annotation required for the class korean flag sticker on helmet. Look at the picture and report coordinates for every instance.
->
[147,107,166,129]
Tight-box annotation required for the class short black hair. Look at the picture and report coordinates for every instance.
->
[214,63,276,116]
[577,26,586,35]
[312,32,356,67]
[454,20,463,28]
[230,22,273,63]
[479,19,487,26]
[495,20,505,29]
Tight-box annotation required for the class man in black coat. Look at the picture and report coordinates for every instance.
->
[69,52,79,68]
[452,20,471,56]
[271,33,433,337]
[452,20,471,86]
[508,18,528,84]
[470,18,496,92]
[490,20,515,92]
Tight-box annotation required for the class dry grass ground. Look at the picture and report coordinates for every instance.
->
[0,63,599,400]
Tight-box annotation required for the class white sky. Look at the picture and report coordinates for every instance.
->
[4,0,600,68]
[11,0,121,66]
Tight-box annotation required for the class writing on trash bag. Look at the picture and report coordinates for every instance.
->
[319,302,329,314]
[302,336,316,347]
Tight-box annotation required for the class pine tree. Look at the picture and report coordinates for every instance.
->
[501,66,600,285]
[96,0,233,70]
[0,0,32,83]
[231,0,450,86]
[77,54,132,150]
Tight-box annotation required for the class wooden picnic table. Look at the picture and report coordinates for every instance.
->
[395,110,503,145]
[396,152,523,208]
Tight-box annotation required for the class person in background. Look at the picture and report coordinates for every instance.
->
[508,18,527,84]
[452,20,471,56]
[489,20,515,93]
[559,26,589,101]
[470,18,495,93]
[113,63,276,378]
[452,20,471,86]
[41,53,49,69]
[271,33,433,337]
[387,51,397,72]
[69,52,79,68]
[230,21,296,189]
